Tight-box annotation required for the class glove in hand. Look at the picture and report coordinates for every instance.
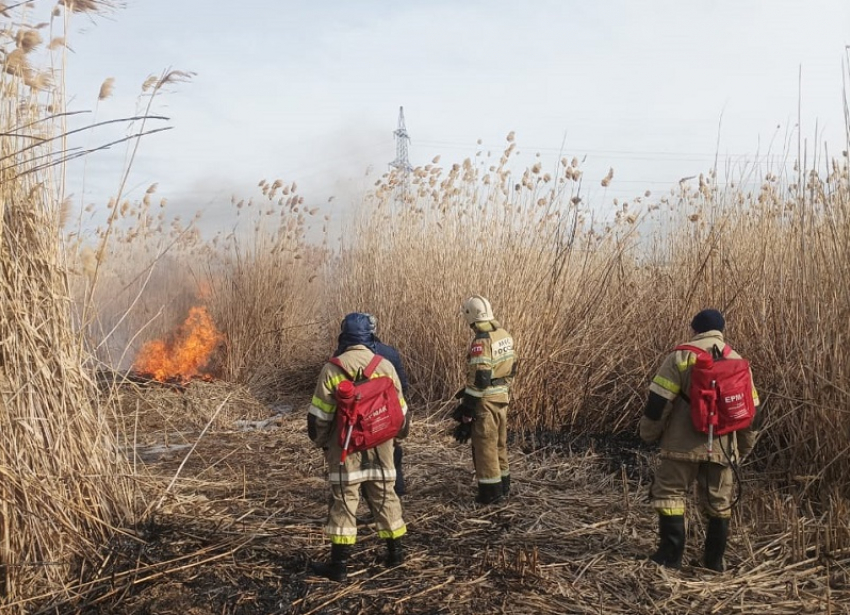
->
[451,402,475,423]
[453,422,472,444]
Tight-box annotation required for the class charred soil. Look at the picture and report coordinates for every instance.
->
[54,382,850,615]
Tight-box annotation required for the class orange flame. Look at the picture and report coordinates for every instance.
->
[132,306,224,383]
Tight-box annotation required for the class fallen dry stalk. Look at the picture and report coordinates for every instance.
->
[50,393,850,614]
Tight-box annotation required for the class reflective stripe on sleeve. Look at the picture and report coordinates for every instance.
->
[308,406,333,421]
[309,396,335,416]
[327,373,348,389]
[463,386,509,398]
[675,355,697,372]
[650,375,680,397]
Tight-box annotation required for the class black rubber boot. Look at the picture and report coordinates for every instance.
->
[649,514,685,569]
[393,444,406,496]
[703,517,729,572]
[310,543,350,582]
[385,537,404,567]
[475,482,504,505]
[501,475,511,497]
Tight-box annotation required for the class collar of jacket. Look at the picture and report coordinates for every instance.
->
[472,320,500,333]
[339,344,371,354]
[690,330,724,343]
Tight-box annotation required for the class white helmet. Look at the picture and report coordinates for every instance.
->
[461,295,494,325]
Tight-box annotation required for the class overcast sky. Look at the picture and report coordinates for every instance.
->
[61,0,850,238]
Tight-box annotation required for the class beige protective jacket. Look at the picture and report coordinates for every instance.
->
[308,345,408,484]
[639,330,759,464]
[464,320,516,405]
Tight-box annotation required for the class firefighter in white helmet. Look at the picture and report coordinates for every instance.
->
[453,295,517,504]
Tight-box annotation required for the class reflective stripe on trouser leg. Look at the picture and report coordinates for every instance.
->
[651,458,734,517]
[650,458,695,515]
[472,399,508,484]
[326,482,360,544]
[361,480,407,539]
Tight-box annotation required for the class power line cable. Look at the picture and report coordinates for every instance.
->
[414,138,793,163]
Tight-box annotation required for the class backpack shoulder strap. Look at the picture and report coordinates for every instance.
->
[675,343,733,358]
[362,353,384,379]
[328,356,353,380]
[674,344,708,357]
[330,353,386,381]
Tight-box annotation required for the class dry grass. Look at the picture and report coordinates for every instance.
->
[107,379,278,438]
[48,390,850,614]
[8,0,844,610]
[329,133,850,501]
[70,175,330,397]
[200,182,330,393]
[0,2,134,610]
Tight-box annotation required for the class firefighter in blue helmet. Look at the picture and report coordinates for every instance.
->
[308,313,408,582]
[640,309,759,571]
[332,313,411,495]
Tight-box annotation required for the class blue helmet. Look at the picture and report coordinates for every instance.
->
[335,312,377,355]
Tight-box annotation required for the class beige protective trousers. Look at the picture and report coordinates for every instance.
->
[651,458,734,519]
[471,399,509,485]
[326,479,406,544]
[324,445,406,544]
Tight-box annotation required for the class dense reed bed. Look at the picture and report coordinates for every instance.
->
[331,136,850,500]
[86,117,850,504]
[5,0,841,609]
[77,178,332,396]
[0,1,134,611]
[201,182,331,392]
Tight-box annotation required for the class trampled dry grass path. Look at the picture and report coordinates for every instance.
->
[76,383,850,615]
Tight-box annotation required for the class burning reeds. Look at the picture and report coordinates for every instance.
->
[131,306,226,386]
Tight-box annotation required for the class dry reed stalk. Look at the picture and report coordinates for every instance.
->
[56,40,850,611]
[60,402,850,614]
[328,126,850,502]
[0,2,139,611]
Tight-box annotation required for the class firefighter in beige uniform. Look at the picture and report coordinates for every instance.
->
[307,313,408,582]
[453,296,516,505]
[640,309,759,571]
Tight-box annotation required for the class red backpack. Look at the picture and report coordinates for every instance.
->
[676,344,756,440]
[329,354,405,463]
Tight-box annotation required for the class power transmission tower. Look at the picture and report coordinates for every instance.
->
[389,106,412,202]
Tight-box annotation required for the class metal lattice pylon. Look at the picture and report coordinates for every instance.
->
[389,106,412,201]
